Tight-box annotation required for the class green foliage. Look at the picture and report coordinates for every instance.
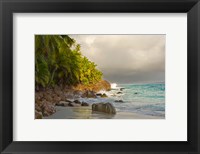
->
[35,54,50,87]
[35,35,102,88]
[79,57,103,85]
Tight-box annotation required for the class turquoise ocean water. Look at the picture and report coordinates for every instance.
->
[114,83,165,117]
[80,83,165,118]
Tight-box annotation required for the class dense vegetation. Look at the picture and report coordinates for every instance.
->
[35,35,102,89]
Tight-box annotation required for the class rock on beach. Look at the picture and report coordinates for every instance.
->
[92,102,116,114]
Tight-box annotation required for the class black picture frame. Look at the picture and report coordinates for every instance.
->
[0,0,200,153]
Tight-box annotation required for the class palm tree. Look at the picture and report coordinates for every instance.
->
[35,35,103,89]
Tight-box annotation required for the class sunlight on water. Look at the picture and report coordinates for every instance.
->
[111,83,118,89]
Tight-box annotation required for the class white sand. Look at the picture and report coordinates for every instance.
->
[44,106,164,119]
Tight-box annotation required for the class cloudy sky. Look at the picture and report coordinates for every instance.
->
[70,35,165,84]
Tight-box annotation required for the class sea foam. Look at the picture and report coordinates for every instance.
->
[111,83,117,89]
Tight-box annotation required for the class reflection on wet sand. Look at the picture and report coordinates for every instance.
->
[44,106,161,119]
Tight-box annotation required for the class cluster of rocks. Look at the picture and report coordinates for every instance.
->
[96,93,108,98]
[35,80,111,119]
[73,90,108,98]
[114,100,123,103]
[56,100,89,107]
[35,87,67,119]
[81,90,97,98]
[35,88,91,119]
[35,100,56,119]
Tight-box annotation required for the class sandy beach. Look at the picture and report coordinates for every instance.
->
[43,106,164,119]
[35,35,165,120]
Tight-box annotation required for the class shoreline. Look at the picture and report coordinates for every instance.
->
[43,106,164,119]
[35,81,165,119]
[35,80,111,118]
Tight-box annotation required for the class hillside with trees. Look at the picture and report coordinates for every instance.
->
[35,35,103,89]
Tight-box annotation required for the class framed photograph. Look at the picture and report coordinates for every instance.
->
[0,0,200,153]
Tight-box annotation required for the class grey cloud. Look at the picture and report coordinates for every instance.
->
[70,35,165,83]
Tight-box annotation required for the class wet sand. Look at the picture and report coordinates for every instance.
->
[44,106,164,119]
